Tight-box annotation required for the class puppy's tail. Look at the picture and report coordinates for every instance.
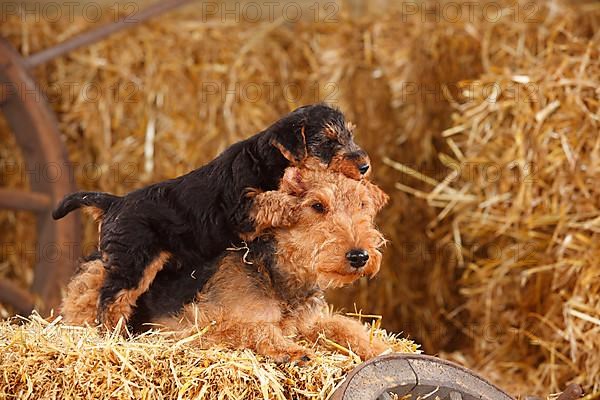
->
[52,192,120,221]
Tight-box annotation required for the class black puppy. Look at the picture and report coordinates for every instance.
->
[53,103,370,329]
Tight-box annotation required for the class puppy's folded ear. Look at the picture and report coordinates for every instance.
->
[280,167,307,196]
[364,180,390,212]
[270,125,308,164]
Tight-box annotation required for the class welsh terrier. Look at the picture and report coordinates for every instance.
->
[62,166,390,362]
[53,104,370,330]
[151,166,389,362]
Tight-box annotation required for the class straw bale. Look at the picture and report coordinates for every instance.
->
[0,314,417,399]
[329,0,599,355]
[386,4,600,395]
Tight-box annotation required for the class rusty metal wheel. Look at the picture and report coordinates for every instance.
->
[0,38,81,315]
[330,354,514,400]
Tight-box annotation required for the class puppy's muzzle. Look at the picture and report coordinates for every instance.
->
[346,150,371,177]
[346,249,369,268]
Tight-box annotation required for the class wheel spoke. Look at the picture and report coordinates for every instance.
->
[0,188,52,212]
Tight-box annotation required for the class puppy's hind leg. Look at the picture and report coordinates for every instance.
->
[208,321,313,365]
[252,324,313,365]
[98,250,171,331]
[61,259,106,325]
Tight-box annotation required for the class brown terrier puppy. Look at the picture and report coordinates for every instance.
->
[152,166,391,362]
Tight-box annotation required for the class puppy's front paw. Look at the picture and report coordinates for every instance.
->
[359,339,391,360]
[268,347,314,366]
[288,348,314,366]
[277,198,301,227]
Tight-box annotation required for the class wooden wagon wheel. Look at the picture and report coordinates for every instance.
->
[0,0,194,315]
[330,354,584,400]
[330,354,514,400]
[0,39,81,315]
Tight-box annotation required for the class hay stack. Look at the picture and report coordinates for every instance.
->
[0,314,417,399]
[332,0,599,359]
[388,6,600,395]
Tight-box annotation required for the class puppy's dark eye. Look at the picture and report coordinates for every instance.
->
[311,202,326,213]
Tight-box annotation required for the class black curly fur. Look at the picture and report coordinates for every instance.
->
[54,103,367,325]
[52,192,120,220]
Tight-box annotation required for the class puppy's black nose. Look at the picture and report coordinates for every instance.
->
[346,249,369,268]
[358,163,370,175]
